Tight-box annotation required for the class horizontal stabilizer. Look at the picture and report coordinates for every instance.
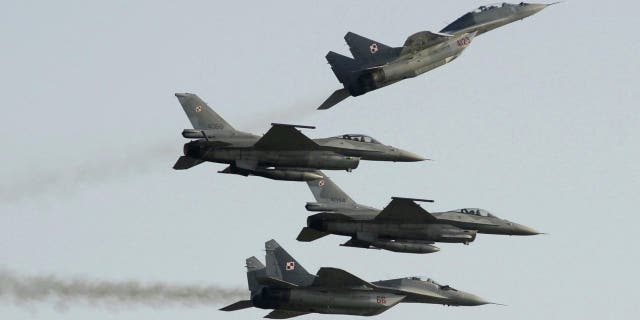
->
[375,197,438,222]
[256,276,299,289]
[254,124,319,150]
[318,88,350,110]
[220,300,253,311]
[265,310,309,319]
[312,267,377,289]
[296,227,329,242]
[172,156,204,170]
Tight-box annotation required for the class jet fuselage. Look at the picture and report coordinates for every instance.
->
[252,287,402,316]
[308,215,477,244]
[441,2,551,36]
[347,32,475,96]
[181,133,423,174]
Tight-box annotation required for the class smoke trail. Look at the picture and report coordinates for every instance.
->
[0,142,177,204]
[0,98,321,204]
[0,270,246,309]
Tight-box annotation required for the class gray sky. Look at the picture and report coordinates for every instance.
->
[1,0,638,319]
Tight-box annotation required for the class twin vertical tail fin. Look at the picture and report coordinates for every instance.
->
[265,239,316,287]
[343,32,401,66]
[246,256,267,294]
[175,93,237,133]
[219,256,264,312]
[325,51,361,85]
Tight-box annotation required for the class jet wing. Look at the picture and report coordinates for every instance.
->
[264,310,309,319]
[254,123,319,151]
[311,267,377,289]
[400,31,452,56]
[374,197,438,222]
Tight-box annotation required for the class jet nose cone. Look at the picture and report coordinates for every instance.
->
[511,223,541,236]
[396,149,427,162]
[523,3,551,15]
[456,293,492,306]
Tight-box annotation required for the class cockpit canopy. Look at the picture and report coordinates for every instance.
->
[474,2,529,13]
[335,134,381,144]
[455,208,495,217]
[407,277,456,291]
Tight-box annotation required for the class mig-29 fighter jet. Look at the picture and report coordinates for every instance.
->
[318,2,554,110]
[440,2,557,36]
[173,93,424,181]
[297,172,541,253]
[221,239,493,318]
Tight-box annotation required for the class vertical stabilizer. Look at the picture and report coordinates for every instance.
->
[344,32,401,66]
[246,256,267,294]
[175,93,236,132]
[264,240,315,286]
[306,171,356,205]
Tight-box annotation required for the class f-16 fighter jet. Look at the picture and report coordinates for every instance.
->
[318,2,554,110]
[173,93,424,181]
[297,172,541,253]
[221,239,493,318]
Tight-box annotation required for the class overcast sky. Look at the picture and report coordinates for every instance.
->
[1,1,638,319]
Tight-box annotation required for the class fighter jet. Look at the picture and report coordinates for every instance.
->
[440,2,557,36]
[318,2,554,110]
[173,93,424,181]
[297,172,541,253]
[221,239,493,318]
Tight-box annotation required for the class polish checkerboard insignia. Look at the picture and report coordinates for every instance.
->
[318,180,325,187]
[369,43,379,54]
[195,105,203,113]
[285,261,295,271]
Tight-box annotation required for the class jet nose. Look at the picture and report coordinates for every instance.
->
[522,3,552,16]
[456,292,492,306]
[396,149,427,162]
[511,223,541,236]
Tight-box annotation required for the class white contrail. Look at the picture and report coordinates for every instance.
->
[0,270,246,309]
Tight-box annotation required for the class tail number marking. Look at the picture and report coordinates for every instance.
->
[457,37,471,47]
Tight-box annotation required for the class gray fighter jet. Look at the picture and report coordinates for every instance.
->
[173,93,424,181]
[297,172,541,253]
[221,239,493,318]
[440,2,557,36]
[318,2,554,110]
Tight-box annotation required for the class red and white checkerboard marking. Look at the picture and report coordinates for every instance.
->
[285,261,295,271]
[370,43,379,54]
[318,180,325,187]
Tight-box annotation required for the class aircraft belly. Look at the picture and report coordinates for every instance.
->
[285,289,401,316]
[200,150,358,170]
[327,222,475,244]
